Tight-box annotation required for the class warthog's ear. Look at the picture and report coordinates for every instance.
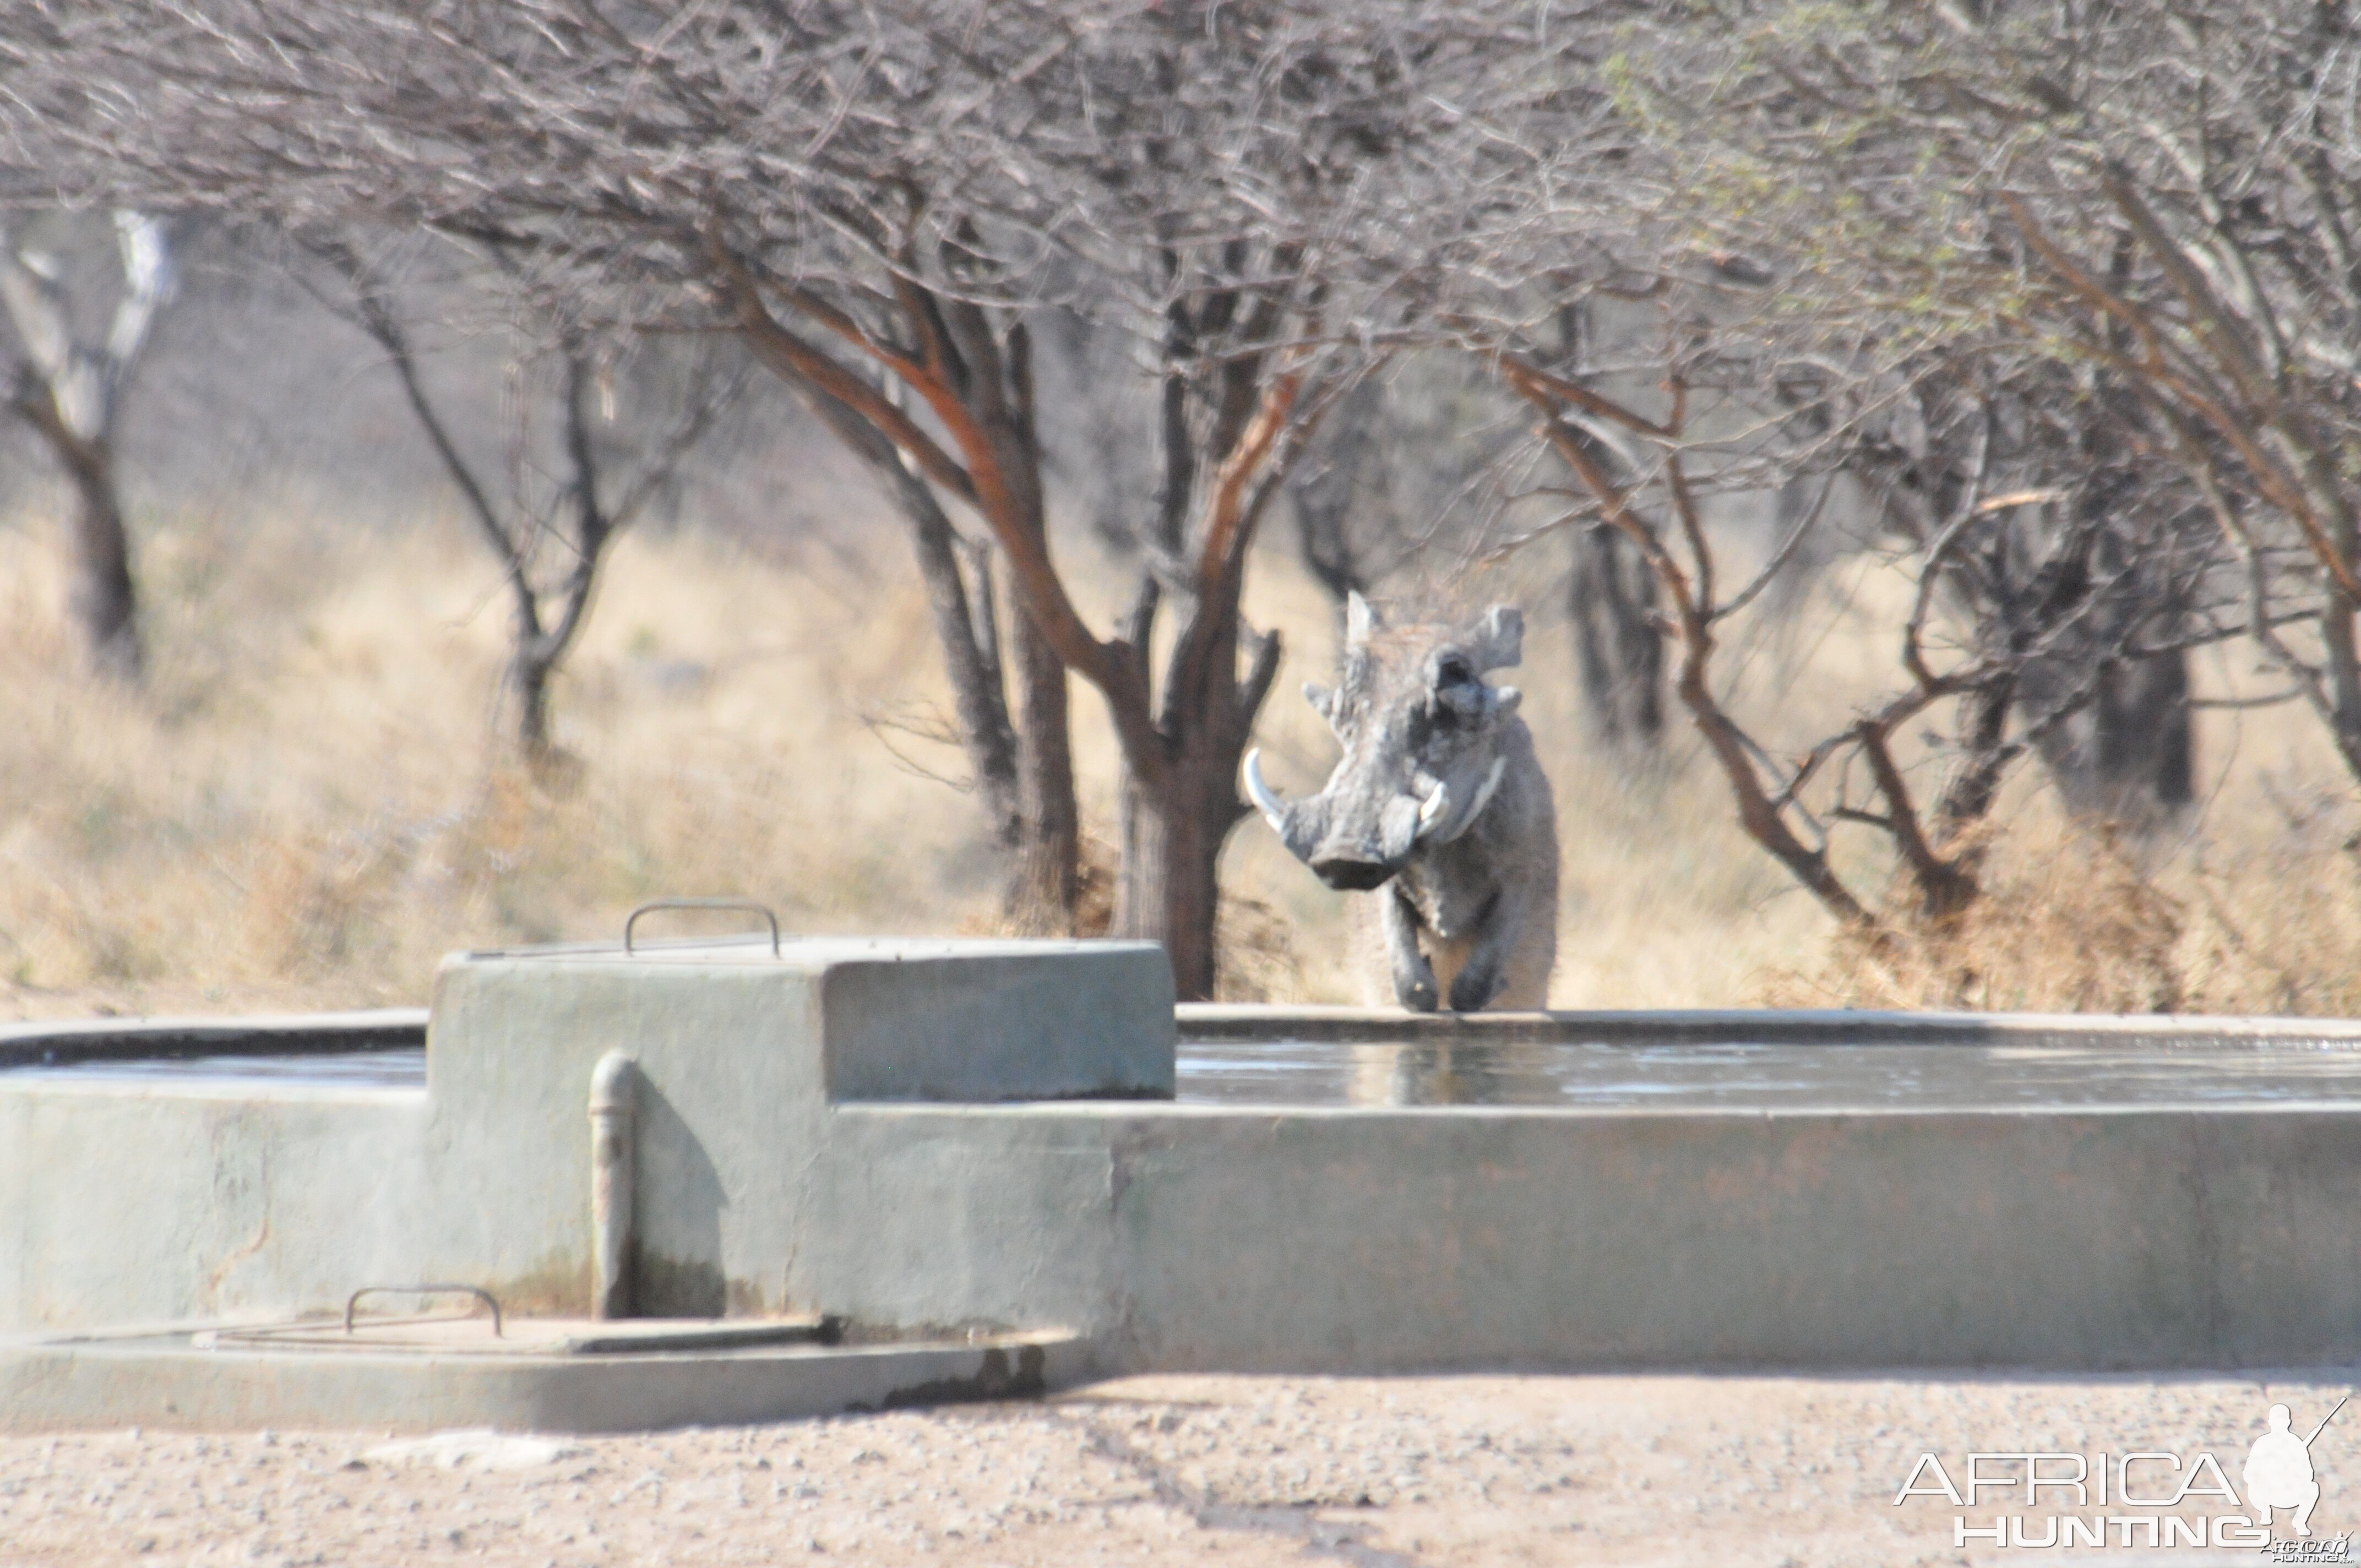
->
[1346,591,1384,647]
[1302,680,1340,728]
[1470,605,1523,671]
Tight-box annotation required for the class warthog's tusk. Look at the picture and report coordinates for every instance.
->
[1418,758,1508,844]
[1464,756,1508,830]
[1241,749,1290,831]
[1416,778,1448,831]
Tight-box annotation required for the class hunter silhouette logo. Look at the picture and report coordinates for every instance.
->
[2247,1397,2344,1539]
[1895,1393,2352,1551]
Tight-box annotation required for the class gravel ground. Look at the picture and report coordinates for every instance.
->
[0,1371,2353,1567]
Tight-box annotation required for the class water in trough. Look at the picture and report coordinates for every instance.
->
[12,1034,2361,1109]
[1175,1036,2361,1108]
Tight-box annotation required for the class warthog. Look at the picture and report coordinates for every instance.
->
[1244,595,1558,1011]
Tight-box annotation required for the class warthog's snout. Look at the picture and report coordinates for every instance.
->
[1310,855,1397,892]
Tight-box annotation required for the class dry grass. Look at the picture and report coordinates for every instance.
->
[1771,790,2361,1017]
[0,507,1016,1017]
[1759,608,2361,1016]
[6,495,2360,1020]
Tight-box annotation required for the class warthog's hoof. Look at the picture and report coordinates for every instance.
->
[1449,968,1502,1013]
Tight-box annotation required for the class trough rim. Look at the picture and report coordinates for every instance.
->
[0,1009,429,1066]
[1178,1002,2361,1049]
[11,1001,2361,1069]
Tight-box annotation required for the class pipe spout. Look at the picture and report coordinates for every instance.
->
[588,1050,638,1321]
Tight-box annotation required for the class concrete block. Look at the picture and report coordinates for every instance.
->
[0,938,1175,1337]
[817,941,1174,1101]
[422,937,1174,1319]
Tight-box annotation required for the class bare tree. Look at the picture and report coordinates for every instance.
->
[1017,8,1630,984]
[1481,276,2235,932]
[799,382,1029,860]
[1568,521,1666,751]
[54,0,2271,971]
[314,239,735,766]
[0,0,1606,993]
[1645,0,2361,794]
[1986,3,2361,791]
[1399,2,2272,936]
[1287,378,1388,614]
[1845,361,2217,836]
[1282,362,1519,625]
[0,211,171,680]
[1548,304,1666,750]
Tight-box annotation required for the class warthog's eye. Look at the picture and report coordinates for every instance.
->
[1429,652,1486,727]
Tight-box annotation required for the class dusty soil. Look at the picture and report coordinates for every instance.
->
[0,1371,2351,1567]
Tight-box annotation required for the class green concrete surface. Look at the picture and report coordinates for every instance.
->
[3,937,2360,1433]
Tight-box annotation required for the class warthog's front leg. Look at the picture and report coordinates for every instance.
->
[1446,889,1519,1012]
[1383,885,1440,1011]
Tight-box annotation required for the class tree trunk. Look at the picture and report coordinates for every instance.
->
[512,644,555,759]
[57,435,142,682]
[797,383,1025,848]
[1114,746,1230,1001]
[1555,300,1667,749]
[2092,648,2194,815]
[1936,672,2015,840]
[1292,487,1366,610]
[901,482,1022,847]
[1611,539,1664,741]
[1,217,167,686]
[1109,607,1279,998]
[1007,598,1080,931]
[1569,524,1661,747]
[2326,580,2361,780]
[1288,379,1382,613]
[2034,647,2195,827]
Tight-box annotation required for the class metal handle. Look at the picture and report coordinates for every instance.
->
[624,899,781,957]
[345,1283,504,1337]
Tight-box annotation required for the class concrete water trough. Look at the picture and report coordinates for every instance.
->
[5,928,2361,1431]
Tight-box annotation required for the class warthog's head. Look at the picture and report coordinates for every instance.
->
[1244,595,1525,891]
